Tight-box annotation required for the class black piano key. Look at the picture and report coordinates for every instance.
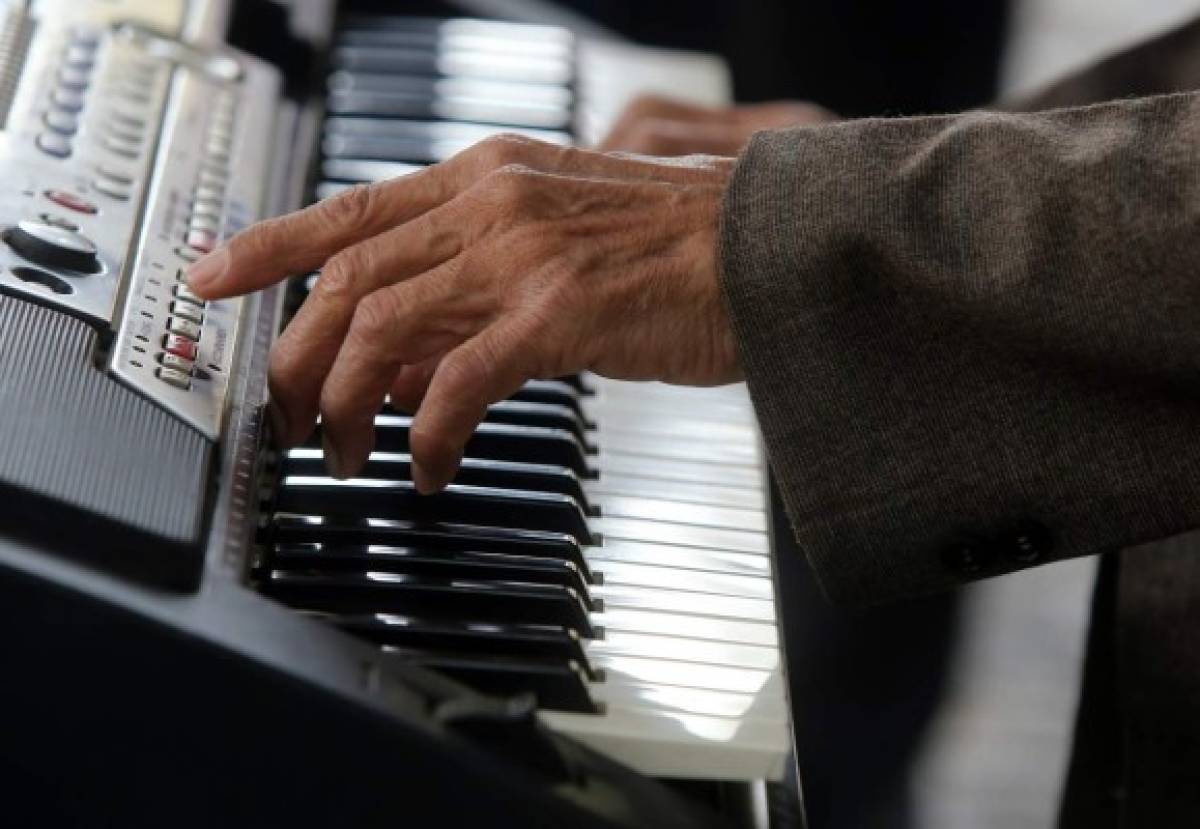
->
[483,400,590,443]
[329,46,572,86]
[353,416,591,475]
[555,375,593,395]
[269,542,593,605]
[281,450,591,507]
[319,613,595,676]
[381,399,588,444]
[509,380,588,422]
[275,478,595,543]
[392,652,598,714]
[269,513,593,580]
[262,569,595,637]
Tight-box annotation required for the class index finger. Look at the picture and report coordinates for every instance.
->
[186,166,450,300]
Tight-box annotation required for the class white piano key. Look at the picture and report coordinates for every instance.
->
[539,706,790,781]
[588,680,788,720]
[589,630,780,671]
[321,158,424,182]
[588,396,755,427]
[592,654,780,696]
[590,515,770,555]
[591,493,768,533]
[597,414,759,445]
[594,607,777,647]
[585,473,766,511]
[593,583,776,623]
[589,559,774,600]
[585,539,772,578]
[594,435,759,468]
[594,452,763,488]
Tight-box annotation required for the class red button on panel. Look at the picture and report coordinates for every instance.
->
[185,228,216,254]
[44,189,97,215]
[163,333,198,361]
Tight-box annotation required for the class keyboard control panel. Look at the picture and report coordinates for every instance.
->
[0,0,281,441]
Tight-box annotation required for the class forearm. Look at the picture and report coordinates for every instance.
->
[1003,14,1200,111]
[721,92,1200,604]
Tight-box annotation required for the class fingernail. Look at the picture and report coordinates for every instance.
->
[267,403,290,447]
[323,434,350,479]
[411,458,437,495]
[186,247,229,293]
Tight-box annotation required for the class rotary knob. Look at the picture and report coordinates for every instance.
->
[3,220,100,273]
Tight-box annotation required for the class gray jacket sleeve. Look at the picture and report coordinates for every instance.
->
[719,92,1200,604]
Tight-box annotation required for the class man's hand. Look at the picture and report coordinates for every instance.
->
[186,135,738,492]
[599,94,837,156]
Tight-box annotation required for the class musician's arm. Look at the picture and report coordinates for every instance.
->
[1002,14,1200,111]
[721,92,1200,604]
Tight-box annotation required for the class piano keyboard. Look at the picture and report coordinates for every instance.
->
[256,14,792,781]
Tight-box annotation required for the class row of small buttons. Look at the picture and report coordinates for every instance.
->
[155,270,210,391]
[183,90,238,255]
[88,55,161,201]
[36,27,102,159]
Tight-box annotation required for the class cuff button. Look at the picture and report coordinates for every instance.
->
[1005,521,1053,564]
[941,538,994,575]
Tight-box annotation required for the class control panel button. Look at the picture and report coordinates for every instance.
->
[190,201,221,221]
[69,25,102,48]
[102,134,141,159]
[38,213,78,232]
[43,109,79,135]
[170,301,203,325]
[36,132,72,158]
[163,333,198,361]
[174,246,200,263]
[64,46,96,69]
[167,316,201,341]
[158,352,194,373]
[156,366,192,391]
[92,176,132,201]
[50,88,85,112]
[204,54,244,83]
[193,185,223,202]
[173,284,205,306]
[184,229,216,254]
[97,166,134,186]
[198,165,228,185]
[57,67,90,90]
[44,189,98,215]
[111,108,147,130]
[189,214,219,233]
[3,220,100,273]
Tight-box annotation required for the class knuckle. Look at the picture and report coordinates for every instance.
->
[483,164,538,206]
[320,182,379,229]
[317,383,354,426]
[474,132,534,169]
[316,248,369,302]
[348,291,398,344]
[441,345,493,396]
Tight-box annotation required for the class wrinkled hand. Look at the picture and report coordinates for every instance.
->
[600,93,837,156]
[186,135,738,492]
